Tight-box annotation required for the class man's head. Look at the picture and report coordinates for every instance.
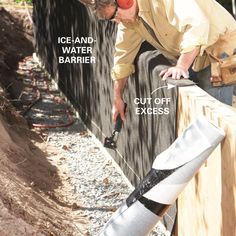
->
[95,0,138,23]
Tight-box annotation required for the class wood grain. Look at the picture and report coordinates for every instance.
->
[177,85,236,236]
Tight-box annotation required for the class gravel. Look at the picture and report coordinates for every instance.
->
[18,56,167,236]
[45,122,167,236]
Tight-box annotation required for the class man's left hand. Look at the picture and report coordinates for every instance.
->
[159,66,189,80]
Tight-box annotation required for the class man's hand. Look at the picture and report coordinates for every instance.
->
[112,98,126,122]
[160,47,200,80]
[112,77,128,122]
[159,66,189,80]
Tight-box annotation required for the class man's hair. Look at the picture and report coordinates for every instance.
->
[94,0,117,19]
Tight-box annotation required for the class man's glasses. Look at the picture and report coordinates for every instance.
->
[108,4,118,20]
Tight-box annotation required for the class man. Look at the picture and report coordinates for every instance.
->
[95,0,236,122]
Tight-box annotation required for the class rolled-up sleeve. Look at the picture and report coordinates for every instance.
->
[111,23,143,80]
[164,0,210,55]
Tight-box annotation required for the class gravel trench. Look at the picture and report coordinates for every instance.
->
[18,56,167,236]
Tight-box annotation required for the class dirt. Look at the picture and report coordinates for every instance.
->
[0,4,33,97]
[0,6,88,236]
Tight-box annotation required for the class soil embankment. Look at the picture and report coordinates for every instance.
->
[0,6,87,235]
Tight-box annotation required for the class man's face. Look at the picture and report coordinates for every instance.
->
[99,4,137,23]
[100,4,118,20]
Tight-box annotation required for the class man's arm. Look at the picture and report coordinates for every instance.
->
[112,77,128,122]
[111,23,143,123]
[113,48,200,122]
[160,0,210,79]
[160,47,200,79]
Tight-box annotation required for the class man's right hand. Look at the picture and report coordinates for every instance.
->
[112,98,126,122]
[112,77,128,123]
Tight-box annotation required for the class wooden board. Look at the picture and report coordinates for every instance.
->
[177,85,236,236]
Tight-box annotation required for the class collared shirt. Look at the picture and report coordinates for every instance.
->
[111,0,236,80]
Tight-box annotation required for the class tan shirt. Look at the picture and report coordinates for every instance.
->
[111,0,236,80]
